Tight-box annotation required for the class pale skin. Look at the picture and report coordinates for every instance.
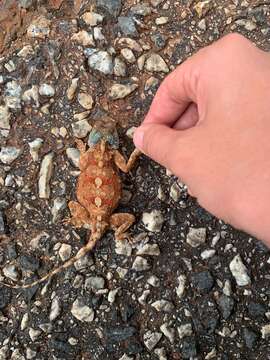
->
[134,33,270,246]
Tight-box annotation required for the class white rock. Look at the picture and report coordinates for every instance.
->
[17,45,35,57]
[108,287,120,303]
[194,0,211,18]
[78,93,94,110]
[136,243,160,256]
[5,80,22,109]
[93,27,106,41]
[170,182,181,201]
[160,323,175,343]
[71,30,95,46]
[236,19,257,31]
[0,106,11,133]
[10,349,25,360]
[176,274,186,298]
[121,48,136,63]
[109,83,138,100]
[138,290,150,305]
[147,275,160,287]
[115,239,132,256]
[85,276,105,291]
[142,210,164,232]
[71,299,94,322]
[67,78,79,101]
[261,324,270,339]
[27,16,51,38]
[49,297,61,322]
[132,256,151,271]
[58,243,72,261]
[144,331,162,351]
[177,324,193,339]
[3,264,19,281]
[29,328,42,341]
[21,313,29,330]
[39,84,55,97]
[22,85,39,107]
[72,120,92,138]
[186,227,206,247]
[0,147,21,164]
[154,348,167,360]
[155,17,169,25]
[74,254,94,270]
[81,12,104,26]
[0,346,8,360]
[88,51,113,75]
[66,148,80,168]
[28,138,43,162]
[145,54,169,73]
[38,152,54,199]
[26,348,36,359]
[229,254,251,286]
[119,355,134,360]
[201,249,216,260]
[152,300,174,312]
[114,57,127,77]
[116,38,142,52]
[198,18,207,31]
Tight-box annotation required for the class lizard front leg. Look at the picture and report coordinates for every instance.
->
[64,201,90,228]
[110,213,135,241]
[113,148,141,173]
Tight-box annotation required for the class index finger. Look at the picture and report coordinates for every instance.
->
[144,58,198,127]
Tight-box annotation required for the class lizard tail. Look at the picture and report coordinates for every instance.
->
[0,234,100,290]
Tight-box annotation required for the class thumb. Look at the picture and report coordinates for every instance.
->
[133,123,200,176]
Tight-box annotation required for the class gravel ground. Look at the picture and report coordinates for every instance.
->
[0,0,270,359]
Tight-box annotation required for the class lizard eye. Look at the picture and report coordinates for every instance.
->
[88,128,102,147]
[106,131,119,149]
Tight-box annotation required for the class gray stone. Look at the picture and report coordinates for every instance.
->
[114,57,127,77]
[145,54,169,73]
[115,239,132,256]
[142,210,164,232]
[28,138,43,161]
[151,33,166,49]
[38,152,54,199]
[3,264,20,281]
[132,256,150,271]
[136,243,160,256]
[191,271,214,293]
[144,331,162,351]
[85,276,105,291]
[229,254,251,286]
[88,51,113,75]
[0,106,10,135]
[118,17,137,36]
[248,301,266,318]
[181,337,197,359]
[29,328,42,341]
[0,147,21,164]
[131,3,152,16]
[96,0,122,17]
[152,300,174,312]
[109,83,138,100]
[243,328,258,349]
[39,84,55,97]
[160,323,175,343]
[66,148,80,168]
[74,254,94,270]
[0,211,6,235]
[71,298,94,322]
[58,243,72,261]
[186,227,206,247]
[217,295,235,320]
[51,197,67,223]
[5,81,22,109]
[177,324,193,339]
[72,120,92,138]
[49,297,61,322]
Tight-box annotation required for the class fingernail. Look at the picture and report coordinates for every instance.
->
[133,127,144,150]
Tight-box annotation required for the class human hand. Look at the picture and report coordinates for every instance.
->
[134,33,270,245]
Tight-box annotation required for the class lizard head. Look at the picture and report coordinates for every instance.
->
[88,117,119,149]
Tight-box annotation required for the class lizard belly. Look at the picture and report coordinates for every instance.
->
[77,163,121,217]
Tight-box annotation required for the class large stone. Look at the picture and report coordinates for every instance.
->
[145,54,169,73]
[96,0,122,17]
[88,51,113,75]
[229,255,251,286]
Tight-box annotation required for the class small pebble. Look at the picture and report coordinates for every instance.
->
[229,254,251,286]
[142,210,164,232]
[39,84,55,97]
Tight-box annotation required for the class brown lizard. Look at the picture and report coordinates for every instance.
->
[1,118,141,289]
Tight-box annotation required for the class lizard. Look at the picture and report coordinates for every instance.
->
[0,117,141,289]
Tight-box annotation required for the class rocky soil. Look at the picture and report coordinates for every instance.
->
[0,0,270,359]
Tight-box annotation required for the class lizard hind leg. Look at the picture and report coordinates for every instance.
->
[110,213,135,242]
